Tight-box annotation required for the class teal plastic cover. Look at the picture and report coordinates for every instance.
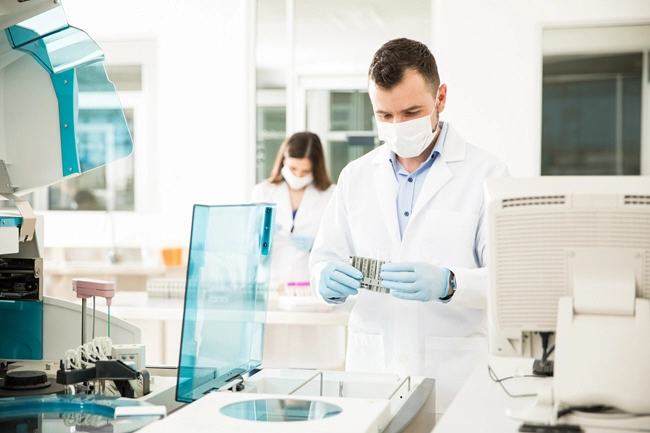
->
[0,300,42,360]
[5,6,133,179]
[176,204,275,403]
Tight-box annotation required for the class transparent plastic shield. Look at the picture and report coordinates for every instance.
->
[177,204,275,403]
[1,5,133,196]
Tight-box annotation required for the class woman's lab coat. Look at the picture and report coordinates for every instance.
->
[252,180,335,285]
[309,122,509,416]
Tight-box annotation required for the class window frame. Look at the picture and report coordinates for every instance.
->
[541,24,650,175]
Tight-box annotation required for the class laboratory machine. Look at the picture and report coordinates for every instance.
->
[135,203,436,433]
[0,0,168,430]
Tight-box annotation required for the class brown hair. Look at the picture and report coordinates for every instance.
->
[368,38,440,94]
[268,131,333,191]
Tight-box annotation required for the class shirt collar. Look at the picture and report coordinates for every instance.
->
[435,121,449,155]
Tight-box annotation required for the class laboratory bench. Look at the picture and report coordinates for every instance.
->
[42,248,181,304]
[41,246,352,370]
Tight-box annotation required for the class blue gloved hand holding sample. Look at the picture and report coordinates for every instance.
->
[290,234,315,252]
[319,260,363,303]
[380,262,449,302]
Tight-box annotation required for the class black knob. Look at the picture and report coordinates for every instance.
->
[2,370,50,390]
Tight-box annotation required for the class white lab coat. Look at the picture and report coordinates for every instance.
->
[252,180,335,285]
[309,123,509,416]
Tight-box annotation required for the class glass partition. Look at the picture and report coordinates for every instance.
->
[177,204,275,403]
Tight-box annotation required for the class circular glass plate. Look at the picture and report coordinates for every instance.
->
[220,398,342,422]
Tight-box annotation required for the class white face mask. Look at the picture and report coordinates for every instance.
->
[376,108,437,158]
[281,165,313,190]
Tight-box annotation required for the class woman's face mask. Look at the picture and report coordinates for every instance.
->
[376,107,437,158]
[282,158,313,190]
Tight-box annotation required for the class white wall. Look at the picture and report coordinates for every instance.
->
[293,0,431,76]
[431,0,650,176]
[44,0,254,249]
[42,0,650,250]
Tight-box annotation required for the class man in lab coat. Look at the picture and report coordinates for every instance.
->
[309,38,509,418]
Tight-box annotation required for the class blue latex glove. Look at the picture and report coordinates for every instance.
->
[290,234,315,252]
[380,262,449,302]
[319,260,363,303]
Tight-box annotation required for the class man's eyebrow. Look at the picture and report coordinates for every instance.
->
[399,105,425,113]
[375,105,425,115]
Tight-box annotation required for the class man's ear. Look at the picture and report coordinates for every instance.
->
[436,84,448,113]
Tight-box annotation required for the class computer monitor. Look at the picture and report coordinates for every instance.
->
[485,176,650,416]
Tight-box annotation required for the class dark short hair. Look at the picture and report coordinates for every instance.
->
[368,38,440,94]
[268,131,333,191]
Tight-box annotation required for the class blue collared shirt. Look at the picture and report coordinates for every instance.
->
[390,122,448,239]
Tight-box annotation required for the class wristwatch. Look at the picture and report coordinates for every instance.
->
[441,271,456,301]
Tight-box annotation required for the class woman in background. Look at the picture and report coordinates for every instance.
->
[251,131,335,289]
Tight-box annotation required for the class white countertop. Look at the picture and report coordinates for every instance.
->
[93,292,353,327]
[433,355,650,432]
